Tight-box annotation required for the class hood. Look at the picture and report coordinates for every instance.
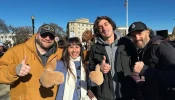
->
[24,34,37,54]
[144,35,164,50]
[96,32,120,45]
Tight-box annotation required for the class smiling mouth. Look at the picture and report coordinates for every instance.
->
[103,31,108,34]
[72,53,77,55]
[136,40,142,43]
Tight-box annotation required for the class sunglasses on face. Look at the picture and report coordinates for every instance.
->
[40,33,55,40]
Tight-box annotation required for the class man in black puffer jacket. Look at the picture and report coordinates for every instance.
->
[129,21,175,100]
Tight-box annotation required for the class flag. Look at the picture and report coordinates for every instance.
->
[124,0,127,7]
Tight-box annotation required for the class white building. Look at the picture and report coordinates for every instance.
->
[69,32,76,38]
[0,33,15,47]
[66,18,94,41]
[117,26,128,36]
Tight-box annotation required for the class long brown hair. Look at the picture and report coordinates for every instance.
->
[61,37,87,79]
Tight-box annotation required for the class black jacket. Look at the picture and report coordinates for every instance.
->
[139,35,175,100]
[89,37,137,100]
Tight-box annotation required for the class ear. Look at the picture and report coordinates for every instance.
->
[36,33,39,39]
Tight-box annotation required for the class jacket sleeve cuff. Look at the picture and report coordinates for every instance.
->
[140,65,148,76]
[9,63,18,76]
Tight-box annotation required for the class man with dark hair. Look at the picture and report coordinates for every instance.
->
[0,24,63,100]
[58,39,66,48]
[129,21,175,100]
[89,16,137,100]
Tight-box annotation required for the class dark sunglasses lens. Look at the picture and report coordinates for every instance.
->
[41,33,55,40]
[49,35,55,40]
[41,34,47,38]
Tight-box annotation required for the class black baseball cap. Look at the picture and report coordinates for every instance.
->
[37,24,56,36]
[128,21,148,36]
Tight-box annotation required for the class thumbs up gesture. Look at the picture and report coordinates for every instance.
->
[16,56,31,77]
[40,69,64,88]
[100,56,111,73]
[89,64,104,85]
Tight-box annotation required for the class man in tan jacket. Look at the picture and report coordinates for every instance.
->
[0,24,63,100]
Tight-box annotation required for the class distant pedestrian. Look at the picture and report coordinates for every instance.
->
[0,42,10,100]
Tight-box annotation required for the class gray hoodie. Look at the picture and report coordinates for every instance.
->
[96,32,120,97]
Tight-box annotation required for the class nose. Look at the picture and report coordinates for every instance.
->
[72,47,76,52]
[135,34,140,40]
[102,25,107,31]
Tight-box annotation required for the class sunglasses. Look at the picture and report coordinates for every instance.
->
[40,33,55,40]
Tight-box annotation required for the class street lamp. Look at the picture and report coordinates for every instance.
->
[31,16,35,34]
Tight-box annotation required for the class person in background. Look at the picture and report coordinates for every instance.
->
[58,39,66,49]
[0,42,4,57]
[0,24,62,100]
[0,42,10,100]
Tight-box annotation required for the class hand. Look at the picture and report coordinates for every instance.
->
[133,61,144,74]
[16,56,31,76]
[89,64,104,85]
[40,69,64,88]
[87,90,97,100]
[100,56,111,73]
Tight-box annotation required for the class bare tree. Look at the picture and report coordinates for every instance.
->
[0,19,9,33]
[172,27,175,36]
[9,26,33,45]
[49,23,66,41]
[168,27,175,41]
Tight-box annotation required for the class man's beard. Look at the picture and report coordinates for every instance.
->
[36,38,54,50]
[135,39,147,49]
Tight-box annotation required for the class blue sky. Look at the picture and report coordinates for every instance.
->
[0,0,175,33]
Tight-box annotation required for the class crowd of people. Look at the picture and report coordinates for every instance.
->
[0,16,175,100]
